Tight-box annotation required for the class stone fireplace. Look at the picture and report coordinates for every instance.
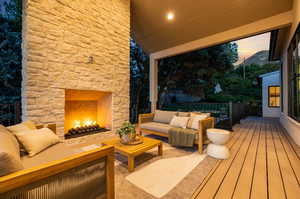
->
[21,0,130,138]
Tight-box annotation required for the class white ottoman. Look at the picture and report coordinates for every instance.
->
[207,128,231,159]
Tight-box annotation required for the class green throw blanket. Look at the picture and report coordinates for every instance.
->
[168,128,196,147]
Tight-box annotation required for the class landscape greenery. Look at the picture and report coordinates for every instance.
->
[1,0,280,124]
[0,0,22,103]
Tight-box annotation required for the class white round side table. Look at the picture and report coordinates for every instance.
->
[206,128,231,159]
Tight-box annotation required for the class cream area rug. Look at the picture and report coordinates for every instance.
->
[126,152,207,198]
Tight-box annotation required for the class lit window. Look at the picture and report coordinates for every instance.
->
[268,86,280,107]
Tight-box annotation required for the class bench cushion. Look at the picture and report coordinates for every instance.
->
[21,143,79,169]
[140,122,172,134]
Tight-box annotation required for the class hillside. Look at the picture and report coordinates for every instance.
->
[238,50,280,66]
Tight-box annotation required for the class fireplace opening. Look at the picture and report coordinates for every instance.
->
[64,89,112,139]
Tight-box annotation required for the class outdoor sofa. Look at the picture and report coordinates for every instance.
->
[0,122,114,199]
[139,110,215,153]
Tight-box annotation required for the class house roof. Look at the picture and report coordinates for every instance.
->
[259,70,280,78]
[269,27,290,61]
[131,0,293,53]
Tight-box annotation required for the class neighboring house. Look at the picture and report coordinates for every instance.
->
[259,71,281,118]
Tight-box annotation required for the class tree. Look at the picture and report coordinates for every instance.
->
[130,39,150,123]
[0,0,22,103]
[158,43,238,108]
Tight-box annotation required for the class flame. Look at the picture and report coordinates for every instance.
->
[74,119,97,128]
[84,119,93,126]
[74,120,81,128]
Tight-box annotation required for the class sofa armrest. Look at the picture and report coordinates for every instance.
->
[0,145,115,199]
[139,113,154,125]
[197,117,215,153]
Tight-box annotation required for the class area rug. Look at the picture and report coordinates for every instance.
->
[126,152,206,198]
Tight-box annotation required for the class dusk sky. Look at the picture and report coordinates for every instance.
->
[233,32,270,65]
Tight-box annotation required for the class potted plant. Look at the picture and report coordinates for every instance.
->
[116,121,136,144]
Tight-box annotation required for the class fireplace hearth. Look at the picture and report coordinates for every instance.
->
[65,124,109,139]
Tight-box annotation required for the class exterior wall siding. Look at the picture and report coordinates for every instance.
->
[280,0,300,146]
[261,72,281,118]
[22,0,130,137]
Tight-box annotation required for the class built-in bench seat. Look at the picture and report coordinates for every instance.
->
[0,123,115,199]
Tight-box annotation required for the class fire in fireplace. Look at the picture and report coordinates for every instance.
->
[64,89,112,139]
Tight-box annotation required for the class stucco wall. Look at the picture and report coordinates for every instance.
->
[280,0,300,146]
[261,72,281,118]
[22,0,130,137]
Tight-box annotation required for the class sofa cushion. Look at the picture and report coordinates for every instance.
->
[170,116,190,128]
[0,125,23,176]
[177,112,190,117]
[15,128,61,157]
[21,143,79,169]
[140,122,172,134]
[187,113,210,129]
[7,120,37,135]
[153,110,177,124]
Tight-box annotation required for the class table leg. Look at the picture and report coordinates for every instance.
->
[128,156,135,172]
[158,143,163,156]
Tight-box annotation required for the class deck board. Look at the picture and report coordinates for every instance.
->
[231,121,261,199]
[192,118,300,199]
[250,120,268,199]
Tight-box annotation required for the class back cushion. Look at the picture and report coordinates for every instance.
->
[177,112,190,117]
[0,125,23,176]
[153,110,177,124]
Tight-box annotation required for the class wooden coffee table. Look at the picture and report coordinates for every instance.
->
[102,137,163,172]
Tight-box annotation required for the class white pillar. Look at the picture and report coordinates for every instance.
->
[150,56,158,112]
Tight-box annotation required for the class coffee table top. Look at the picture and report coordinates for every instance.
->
[102,136,162,156]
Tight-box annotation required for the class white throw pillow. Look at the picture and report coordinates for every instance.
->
[15,128,61,157]
[169,116,190,129]
[189,113,210,130]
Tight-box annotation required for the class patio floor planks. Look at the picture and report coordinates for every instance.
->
[191,118,300,199]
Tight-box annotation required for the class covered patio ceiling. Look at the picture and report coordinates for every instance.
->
[131,0,293,53]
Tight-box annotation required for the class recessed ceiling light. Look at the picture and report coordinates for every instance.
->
[167,12,174,20]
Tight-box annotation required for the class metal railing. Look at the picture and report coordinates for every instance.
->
[0,102,21,126]
[161,102,247,130]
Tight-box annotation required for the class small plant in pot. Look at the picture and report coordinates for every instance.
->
[116,122,136,144]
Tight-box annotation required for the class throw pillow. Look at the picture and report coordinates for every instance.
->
[153,110,177,124]
[0,125,23,176]
[7,121,37,154]
[15,128,61,157]
[187,113,210,130]
[7,120,37,135]
[169,116,190,128]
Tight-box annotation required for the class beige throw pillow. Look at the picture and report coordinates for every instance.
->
[169,116,190,128]
[0,125,23,176]
[187,113,210,130]
[15,128,61,157]
[7,121,37,154]
[7,120,37,135]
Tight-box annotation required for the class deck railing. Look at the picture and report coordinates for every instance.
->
[161,102,247,129]
[0,102,21,126]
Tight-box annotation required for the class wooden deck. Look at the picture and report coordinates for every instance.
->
[191,117,300,199]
